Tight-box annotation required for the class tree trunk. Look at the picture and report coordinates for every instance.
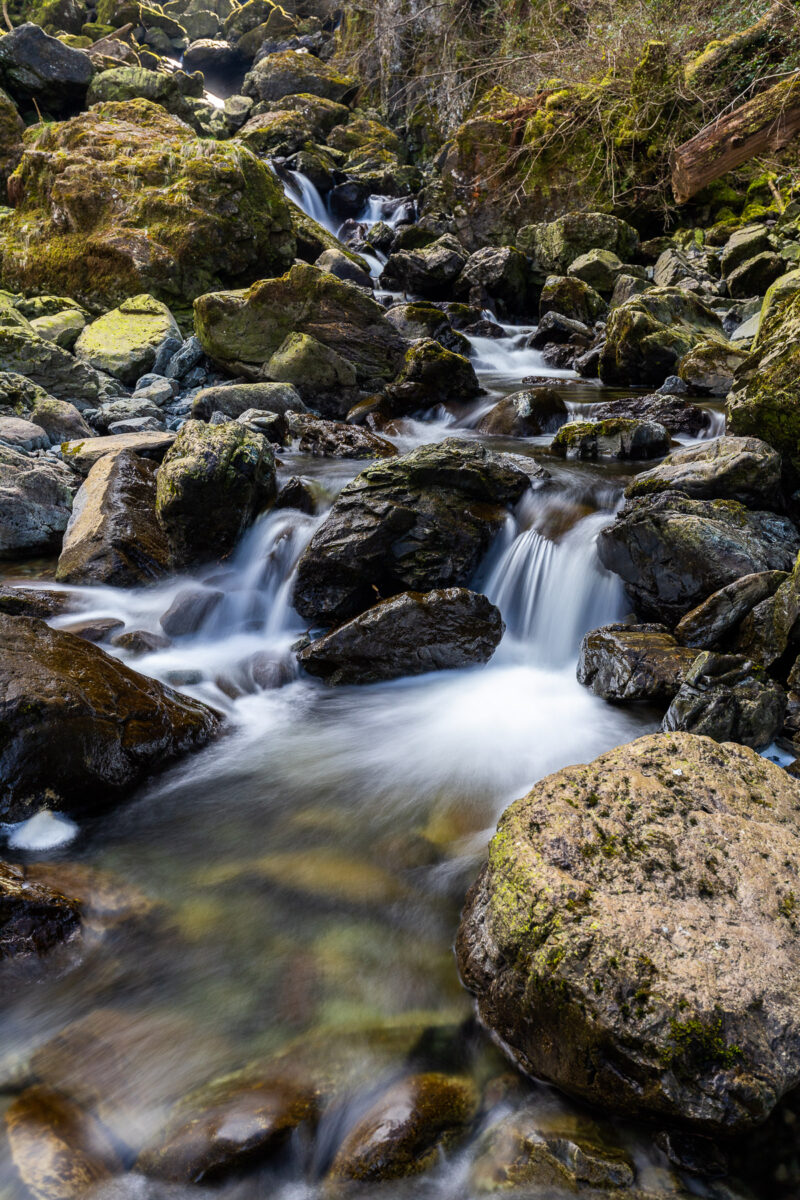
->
[671,74,800,205]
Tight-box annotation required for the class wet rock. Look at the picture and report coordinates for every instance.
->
[733,553,800,667]
[292,439,532,625]
[61,618,125,644]
[137,1075,317,1183]
[678,338,747,396]
[0,862,81,959]
[298,588,504,685]
[384,302,470,356]
[0,23,93,114]
[192,381,306,421]
[111,630,172,656]
[551,418,670,461]
[19,861,154,936]
[626,436,781,507]
[383,338,481,414]
[663,651,786,749]
[62,432,175,475]
[518,212,639,273]
[0,446,78,559]
[236,409,288,444]
[539,275,607,324]
[382,233,468,300]
[577,623,698,703]
[275,476,317,513]
[598,492,800,624]
[588,392,712,437]
[284,412,396,459]
[599,288,725,387]
[328,1073,478,1181]
[0,585,78,619]
[75,296,181,386]
[0,614,220,820]
[675,571,787,649]
[529,310,592,348]
[315,247,372,289]
[726,252,785,299]
[6,1086,122,1200]
[477,387,568,437]
[456,731,800,1131]
[204,847,408,906]
[242,48,356,104]
[194,263,405,386]
[56,451,170,587]
[160,587,225,638]
[156,421,277,567]
[455,246,532,317]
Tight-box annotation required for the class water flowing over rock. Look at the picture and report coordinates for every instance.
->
[0,614,220,820]
[0,862,81,959]
[457,732,800,1131]
[292,439,533,625]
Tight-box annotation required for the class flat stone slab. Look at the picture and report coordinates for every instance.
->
[61,431,176,474]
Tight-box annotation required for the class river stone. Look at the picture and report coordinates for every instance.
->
[382,233,469,300]
[242,48,356,104]
[30,308,86,351]
[529,311,591,349]
[597,491,800,624]
[55,450,170,587]
[0,416,49,451]
[328,1073,478,1181]
[266,330,357,393]
[0,861,81,959]
[137,1075,317,1183]
[598,288,724,387]
[662,652,786,749]
[30,398,93,444]
[0,23,93,114]
[62,617,125,644]
[0,303,115,405]
[0,614,220,820]
[284,412,396,459]
[539,274,607,324]
[455,245,532,317]
[298,589,504,685]
[315,247,372,289]
[551,418,670,461]
[292,439,532,626]
[726,251,785,300]
[457,731,800,1131]
[675,571,788,649]
[625,437,781,507]
[567,248,625,294]
[160,587,225,638]
[477,387,568,437]
[6,1086,122,1200]
[155,421,277,567]
[0,446,78,559]
[588,393,712,437]
[112,630,172,656]
[0,585,79,619]
[577,623,698,703]
[384,337,482,414]
[74,296,181,386]
[678,338,747,396]
[517,212,639,273]
[193,262,406,384]
[62,431,176,474]
[384,303,470,356]
[733,552,800,668]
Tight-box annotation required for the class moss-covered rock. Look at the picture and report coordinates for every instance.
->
[599,288,725,387]
[1,98,295,311]
[74,294,180,385]
[457,731,800,1130]
[539,274,607,324]
[85,65,209,130]
[384,338,481,415]
[677,337,747,396]
[477,386,567,437]
[551,418,669,461]
[0,87,23,194]
[156,419,277,566]
[382,233,468,300]
[626,436,781,507]
[242,49,356,104]
[0,299,115,403]
[519,212,639,273]
[384,303,470,355]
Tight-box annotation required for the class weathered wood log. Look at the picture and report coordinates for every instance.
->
[671,74,800,205]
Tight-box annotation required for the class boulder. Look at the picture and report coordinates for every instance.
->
[191,381,305,421]
[6,1087,121,1200]
[298,589,504,685]
[55,450,170,587]
[539,274,607,324]
[0,614,220,820]
[0,446,78,559]
[85,65,206,129]
[193,263,406,384]
[292,439,532,625]
[62,431,175,474]
[384,303,470,356]
[577,623,698,703]
[0,86,24,192]
[529,311,591,349]
[455,246,532,317]
[598,492,800,624]
[383,338,481,415]
[242,49,356,104]
[734,553,800,668]
[29,398,93,443]
[265,331,357,395]
[284,412,396,459]
[551,418,670,461]
[160,587,224,638]
[0,863,81,959]
[0,23,93,114]
[456,732,800,1130]
[382,234,468,300]
[0,302,114,405]
[720,225,771,275]
[315,247,372,290]
[663,652,786,749]
[726,252,785,300]
[598,289,725,387]
[0,416,49,451]
[588,392,711,437]
[567,248,625,294]
[678,338,747,396]
[1,99,295,311]
[517,212,639,273]
[625,437,781,507]
[155,420,277,566]
[74,296,181,385]
[675,571,788,649]
[477,387,567,437]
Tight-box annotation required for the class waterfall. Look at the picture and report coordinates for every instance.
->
[283,170,340,235]
[463,327,577,379]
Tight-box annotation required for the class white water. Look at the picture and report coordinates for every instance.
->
[464,327,578,380]
[283,170,340,235]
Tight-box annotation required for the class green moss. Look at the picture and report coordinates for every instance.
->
[663,1009,742,1074]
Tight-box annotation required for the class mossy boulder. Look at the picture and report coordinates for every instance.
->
[455,246,533,318]
[156,419,277,567]
[0,301,115,403]
[266,331,357,393]
[0,87,23,194]
[0,613,220,819]
[518,212,639,273]
[477,386,567,437]
[242,49,356,104]
[599,288,725,387]
[382,233,468,300]
[1,98,295,311]
[384,303,470,355]
[30,0,88,35]
[727,292,800,482]
[384,338,481,415]
[677,337,747,396]
[757,268,800,337]
[457,731,800,1130]
[567,248,627,294]
[193,262,406,384]
[626,436,781,508]
[74,295,181,385]
[0,22,93,115]
[85,65,207,129]
[551,418,670,461]
[223,0,294,40]
[539,274,607,324]
[577,622,698,703]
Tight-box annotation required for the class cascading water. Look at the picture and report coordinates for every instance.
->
[282,170,340,235]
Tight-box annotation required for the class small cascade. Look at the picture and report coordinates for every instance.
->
[358,195,417,228]
[283,170,339,235]
[464,326,577,380]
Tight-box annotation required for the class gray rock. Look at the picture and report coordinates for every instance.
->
[191,382,307,422]
[663,651,786,749]
[0,416,49,451]
[551,418,670,461]
[577,623,698,703]
[0,23,93,113]
[160,587,225,638]
[675,571,788,649]
[625,436,781,507]
[166,337,204,380]
[0,446,78,558]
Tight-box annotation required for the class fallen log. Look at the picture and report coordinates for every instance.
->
[671,73,800,205]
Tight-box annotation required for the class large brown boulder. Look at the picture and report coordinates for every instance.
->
[577,623,697,703]
[457,732,800,1131]
[0,614,220,820]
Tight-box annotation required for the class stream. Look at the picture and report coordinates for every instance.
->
[0,181,737,1198]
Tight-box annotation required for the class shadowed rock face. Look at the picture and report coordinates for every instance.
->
[298,589,504,685]
[625,436,782,508]
[0,863,81,959]
[0,614,221,821]
[292,439,534,626]
[457,732,800,1132]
